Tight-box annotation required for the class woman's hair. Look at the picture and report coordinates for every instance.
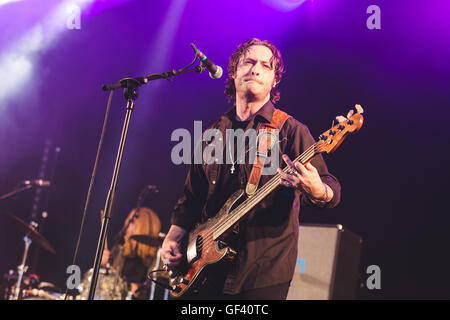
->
[122,207,161,268]
[224,38,285,104]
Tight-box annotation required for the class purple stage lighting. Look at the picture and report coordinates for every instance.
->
[261,0,308,12]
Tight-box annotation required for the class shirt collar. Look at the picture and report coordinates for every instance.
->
[224,100,275,124]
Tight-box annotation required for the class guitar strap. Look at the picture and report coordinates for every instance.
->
[245,108,291,196]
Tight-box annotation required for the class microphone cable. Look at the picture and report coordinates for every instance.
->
[64,89,115,299]
[147,269,174,292]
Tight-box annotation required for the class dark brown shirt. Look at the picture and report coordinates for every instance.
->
[171,101,341,294]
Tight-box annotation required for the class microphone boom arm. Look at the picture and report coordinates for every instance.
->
[102,44,207,92]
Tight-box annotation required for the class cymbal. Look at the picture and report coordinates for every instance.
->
[130,234,164,247]
[4,213,56,254]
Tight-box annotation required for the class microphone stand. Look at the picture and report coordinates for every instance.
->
[87,49,206,300]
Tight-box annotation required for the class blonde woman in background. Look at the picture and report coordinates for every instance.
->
[101,207,161,299]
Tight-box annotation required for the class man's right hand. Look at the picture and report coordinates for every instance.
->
[161,225,187,270]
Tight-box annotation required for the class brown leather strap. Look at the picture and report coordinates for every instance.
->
[245,109,291,196]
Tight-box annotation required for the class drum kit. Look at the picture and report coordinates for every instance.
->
[1,202,169,300]
[1,212,63,300]
[77,233,170,301]
[1,211,170,300]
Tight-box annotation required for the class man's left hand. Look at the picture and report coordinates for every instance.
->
[277,154,329,202]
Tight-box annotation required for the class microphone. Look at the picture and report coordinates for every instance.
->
[191,43,223,79]
[22,179,51,187]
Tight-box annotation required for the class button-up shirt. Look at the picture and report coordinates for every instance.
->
[171,100,341,294]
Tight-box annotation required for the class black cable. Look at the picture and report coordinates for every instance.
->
[179,44,200,72]
[64,90,115,299]
[147,269,173,291]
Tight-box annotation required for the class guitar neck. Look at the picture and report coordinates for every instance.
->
[212,142,320,240]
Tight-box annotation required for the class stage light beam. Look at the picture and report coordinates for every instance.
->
[261,0,308,12]
[0,0,95,109]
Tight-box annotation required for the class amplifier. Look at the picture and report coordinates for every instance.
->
[287,224,362,300]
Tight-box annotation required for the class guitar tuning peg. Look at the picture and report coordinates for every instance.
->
[336,116,347,123]
[331,119,335,128]
[355,104,364,114]
[346,109,354,118]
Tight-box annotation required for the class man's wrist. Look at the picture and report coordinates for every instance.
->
[168,225,187,242]
[310,183,330,204]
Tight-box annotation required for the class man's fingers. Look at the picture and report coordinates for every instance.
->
[277,168,297,183]
[167,255,182,264]
[171,243,182,256]
[294,161,307,174]
[279,178,292,187]
[282,154,295,168]
[169,244,182,258]
[303,161,317,172]
[162,240,184,265]
[282,154,301,174]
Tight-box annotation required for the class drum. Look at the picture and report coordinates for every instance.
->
[78,267,129,300]
[23,281,63,300]
[21,283,64,300]
[2,271,63,300]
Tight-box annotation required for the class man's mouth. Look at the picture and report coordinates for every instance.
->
[245,79,262,84]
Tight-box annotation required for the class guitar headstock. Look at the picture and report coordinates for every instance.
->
[316,104,364,154]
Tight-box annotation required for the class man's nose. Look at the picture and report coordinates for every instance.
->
[251,63,262,76]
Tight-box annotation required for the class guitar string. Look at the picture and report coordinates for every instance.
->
[195,143,319,251]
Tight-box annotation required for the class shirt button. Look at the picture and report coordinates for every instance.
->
[212,180,216,185]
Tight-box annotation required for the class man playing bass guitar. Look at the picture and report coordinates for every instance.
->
[161,38,341,300]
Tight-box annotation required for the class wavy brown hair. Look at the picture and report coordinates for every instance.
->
[122,207,161,268]
[224,38,285,104]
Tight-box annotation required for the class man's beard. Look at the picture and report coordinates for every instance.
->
[244,90,258,101]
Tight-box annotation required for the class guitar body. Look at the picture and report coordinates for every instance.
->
[169,190,243,298]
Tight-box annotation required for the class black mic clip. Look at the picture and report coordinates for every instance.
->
[191,44,207,71]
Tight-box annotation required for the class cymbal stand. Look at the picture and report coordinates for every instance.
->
[13,233,33,300]
[0,184,32,201]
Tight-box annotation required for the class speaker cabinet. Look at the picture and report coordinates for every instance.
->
[287,224,362,300]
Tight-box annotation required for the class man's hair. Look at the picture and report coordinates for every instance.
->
[224,38,285,104]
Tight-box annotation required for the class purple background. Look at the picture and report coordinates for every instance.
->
[0,0,449,299]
